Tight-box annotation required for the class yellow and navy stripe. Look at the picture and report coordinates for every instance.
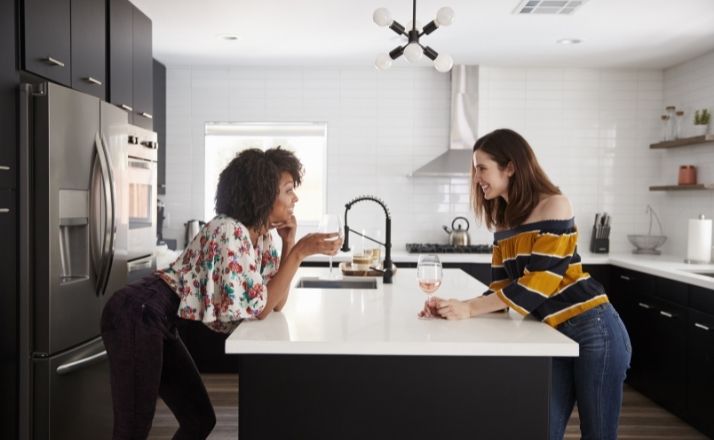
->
[483,218,608,327]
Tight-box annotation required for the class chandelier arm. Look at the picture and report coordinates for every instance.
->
[389,20,406,36]
[421,20,438,36]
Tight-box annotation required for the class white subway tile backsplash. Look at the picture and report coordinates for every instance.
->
[163,54,713,256]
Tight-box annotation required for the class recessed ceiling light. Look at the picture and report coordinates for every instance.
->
[556,38,582,45]
[217,34,240,41]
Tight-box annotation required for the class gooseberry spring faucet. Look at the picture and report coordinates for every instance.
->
[341,195,394,284]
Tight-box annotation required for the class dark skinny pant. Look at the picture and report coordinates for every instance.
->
[101,275,216,440]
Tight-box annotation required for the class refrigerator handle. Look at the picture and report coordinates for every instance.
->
[90,133,112,293]
[56,350,108,375]
[19,83,34,440]
[98,133,117,295]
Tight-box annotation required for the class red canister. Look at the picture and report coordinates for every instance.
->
[678,165,697,185]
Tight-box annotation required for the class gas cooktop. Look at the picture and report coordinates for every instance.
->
[405,243,493,254]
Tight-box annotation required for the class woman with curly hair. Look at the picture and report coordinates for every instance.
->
[101,147,341,440]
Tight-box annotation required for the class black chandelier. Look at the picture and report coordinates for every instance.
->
[373,0,454,72]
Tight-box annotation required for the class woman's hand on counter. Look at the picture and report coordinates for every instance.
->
[417,297,443,319]
[436,299,472,320]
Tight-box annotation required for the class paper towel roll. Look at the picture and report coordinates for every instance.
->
[687,216,712,264]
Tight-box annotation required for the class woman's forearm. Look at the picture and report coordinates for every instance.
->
[261,248,302,319]
[467,292,508,317]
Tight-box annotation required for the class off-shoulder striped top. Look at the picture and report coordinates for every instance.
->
[486,218,609,327]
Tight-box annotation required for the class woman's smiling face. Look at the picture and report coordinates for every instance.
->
[473,149,513,202]
[269,172,299,224]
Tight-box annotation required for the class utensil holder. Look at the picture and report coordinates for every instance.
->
[590,226,609,254]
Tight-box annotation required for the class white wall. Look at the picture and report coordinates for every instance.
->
[163,67,466,249]
[478,67,663,254]
[660,50,714,257]
[164,61,714,257]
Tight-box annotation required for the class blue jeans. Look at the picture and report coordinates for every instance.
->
[550,303,632,440]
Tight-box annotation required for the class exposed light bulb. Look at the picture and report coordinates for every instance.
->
[373,8,392,27]
[375,53,393,70]
[403,43,423,62]
[435,7,455,26]
[433,53,453,72]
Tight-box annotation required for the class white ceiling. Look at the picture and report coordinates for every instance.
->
[133,0,714,69]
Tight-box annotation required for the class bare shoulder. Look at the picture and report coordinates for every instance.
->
[538,194,573,220]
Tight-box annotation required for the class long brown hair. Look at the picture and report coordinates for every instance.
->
[470,129,560,230]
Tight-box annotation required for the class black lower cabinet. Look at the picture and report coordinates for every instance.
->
[646,296,688,417]
[686,309,714,438]
[176,320,240,373]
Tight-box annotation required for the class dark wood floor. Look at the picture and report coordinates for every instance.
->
[148,374,708,440]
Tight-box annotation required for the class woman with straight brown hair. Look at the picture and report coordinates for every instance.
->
[420,129,631,440]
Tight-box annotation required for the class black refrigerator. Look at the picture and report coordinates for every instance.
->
[18,81,129,439]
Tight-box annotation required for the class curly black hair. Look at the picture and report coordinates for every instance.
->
[215,147,303,229]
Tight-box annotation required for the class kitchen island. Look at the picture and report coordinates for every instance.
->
[226,268,578,439]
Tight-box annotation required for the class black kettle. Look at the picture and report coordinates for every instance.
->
[185,219,206,247]
[442,216,470,246]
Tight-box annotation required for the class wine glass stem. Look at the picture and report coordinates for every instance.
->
[329,256,333,276]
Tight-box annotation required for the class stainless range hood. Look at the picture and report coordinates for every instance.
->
[411,65,478,177]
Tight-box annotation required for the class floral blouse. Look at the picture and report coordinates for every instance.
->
[157,215,280,333]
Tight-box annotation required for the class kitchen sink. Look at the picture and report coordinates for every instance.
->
[296,277,378,289]
[692,272,714,278]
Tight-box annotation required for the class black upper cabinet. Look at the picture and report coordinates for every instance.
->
[109,0,134,115]
[132,6,153,129]
[154,59,166,194]
[109,0,153,129]
[70,0,106,99]
[1,0,18,189]
[22,0,72,86]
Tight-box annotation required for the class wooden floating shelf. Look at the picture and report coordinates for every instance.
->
[649,184,714,191]
[650,134,714,149]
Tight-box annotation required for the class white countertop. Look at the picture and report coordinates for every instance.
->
[305,249,714,290]
[226,267,579,357]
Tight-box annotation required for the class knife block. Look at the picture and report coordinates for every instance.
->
[589,226,609,254]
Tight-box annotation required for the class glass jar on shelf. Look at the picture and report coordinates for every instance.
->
[675,110,684,139]
[665,105,676,140]
[660,114,671,141]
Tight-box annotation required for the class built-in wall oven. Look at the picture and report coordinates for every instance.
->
[127,126,158,272]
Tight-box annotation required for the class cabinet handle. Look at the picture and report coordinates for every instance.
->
[659,311,674,318]
[44,56,65,67]
[139,112,153,119]
[637,302,652,309]
[120,104,133,112]
[0,208,9,214]
[694,323,710,331]
[619,275,632,281]
[84,76,103,86]
[0,165,10,171]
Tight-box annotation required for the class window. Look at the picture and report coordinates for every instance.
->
[204,122,327,226]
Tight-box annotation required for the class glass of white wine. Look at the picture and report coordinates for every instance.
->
[319,214,343,277]
[417,254,442,306]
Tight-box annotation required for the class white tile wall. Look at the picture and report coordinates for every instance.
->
[164,57,711,256]
[478,66,663,254]
[661,50,714,257]
[163,66,461,249]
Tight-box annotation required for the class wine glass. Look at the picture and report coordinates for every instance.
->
[319,214,343,277]
[417,254,443,307]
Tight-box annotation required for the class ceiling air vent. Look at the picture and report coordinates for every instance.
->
[514,0,589,15]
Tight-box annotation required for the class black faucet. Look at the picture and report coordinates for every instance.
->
[341,195,394,284]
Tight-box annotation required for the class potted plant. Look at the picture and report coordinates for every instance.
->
[693,108,711,136]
